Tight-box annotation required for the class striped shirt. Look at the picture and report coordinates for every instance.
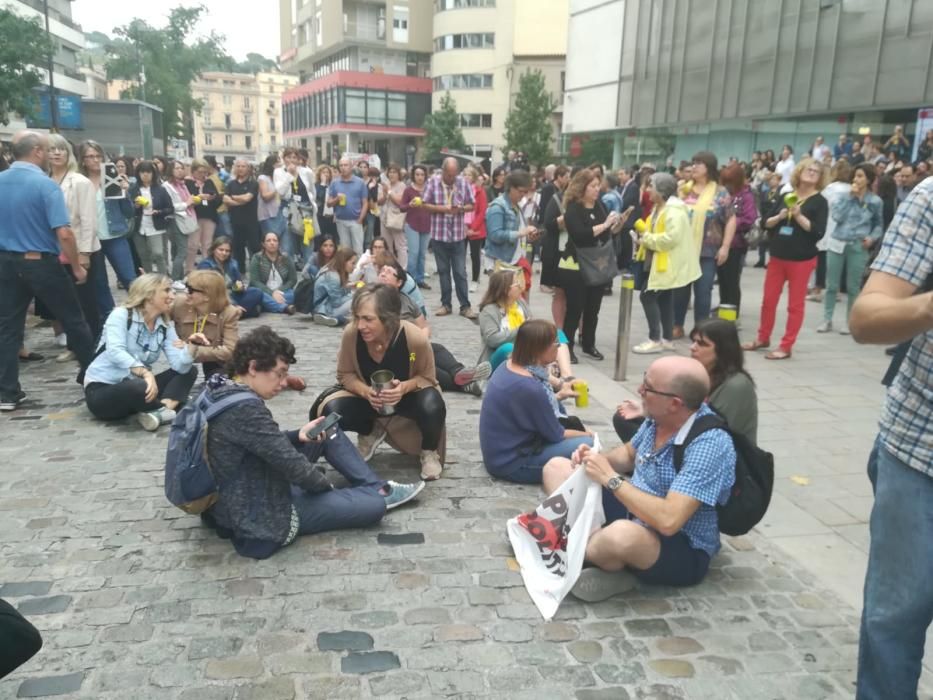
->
[871,175,933,476]
[422,173,475,243]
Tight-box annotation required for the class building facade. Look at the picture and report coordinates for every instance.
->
[0,0,87,139]
[190,71,298,163]
[279,0,434,165]
[564,0,933,166]
[431,0,568,163]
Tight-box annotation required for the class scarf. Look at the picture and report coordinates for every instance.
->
[525,364,565,417]
[684,181,717,252]
[634,208,669,273]
[505,301,525,330]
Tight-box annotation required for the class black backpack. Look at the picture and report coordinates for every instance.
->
[673,415,774,536]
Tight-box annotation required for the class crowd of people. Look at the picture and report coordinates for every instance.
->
[1,126,931,697]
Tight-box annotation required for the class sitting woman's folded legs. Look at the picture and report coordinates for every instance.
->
[394,387,446,451]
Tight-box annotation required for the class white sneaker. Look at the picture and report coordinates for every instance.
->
[420,450,443,480]
[660,340,675,352]
[54,333,67,348]
[55,350,76,363]
[137,407,176,432]
[816,320,833,333]
[632,340,664,354]
[839,322,850,335]
[469,281,479,293]
[357,423,387,461]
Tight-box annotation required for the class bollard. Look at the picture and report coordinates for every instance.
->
[614,272,635,381]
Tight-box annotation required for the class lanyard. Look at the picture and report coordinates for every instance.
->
[193,315,207,334]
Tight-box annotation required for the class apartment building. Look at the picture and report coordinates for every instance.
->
[190,71,298,163]
[279,0,433,166]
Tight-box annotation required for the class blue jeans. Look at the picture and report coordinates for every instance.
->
[292,428,386,535]
[232,287,263,318]
[489,435,594,484]
[857,437,933,699]
[259,212,287,243]
[674,256,717,328]
[433,239,471,311]
[260,289,295,313]
[100,236,138,289]
[216,212,232,238]
[405,224,430,284]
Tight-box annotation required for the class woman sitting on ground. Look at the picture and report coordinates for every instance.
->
[198,236,262,318]
[479,269,574,380]
[302,236,336,280]
[349,236,388,285]
[480,319,593,484]
[615,318,758,444]
[201,326,424,560]
[249,232,297,314]
[83,274,198,431]
[313,284,447,481]
[311,245,358,326]
[172,269,240,380]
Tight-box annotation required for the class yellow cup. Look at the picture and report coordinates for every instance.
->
[573,380,589,408]
[718,304,738,322]
[412,196,423,207]
[338,193,347,206]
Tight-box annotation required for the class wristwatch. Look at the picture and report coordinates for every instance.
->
[606,475,624,492]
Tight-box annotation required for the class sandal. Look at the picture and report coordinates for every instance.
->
[765,349,791,360]
[741,340,769,351]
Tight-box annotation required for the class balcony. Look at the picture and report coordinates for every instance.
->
[345,22,384,43]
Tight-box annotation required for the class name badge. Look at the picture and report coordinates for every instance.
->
[779,225,794,236]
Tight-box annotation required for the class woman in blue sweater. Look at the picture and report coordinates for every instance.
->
[198,236,263,318]
[479,319,592,483]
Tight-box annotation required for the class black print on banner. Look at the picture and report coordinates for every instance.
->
[516,490,574,577]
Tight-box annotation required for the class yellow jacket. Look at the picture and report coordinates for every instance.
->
[637,197,701,291]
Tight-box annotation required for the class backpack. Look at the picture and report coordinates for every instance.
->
[164,388,260,514]
[673,414,774,536]
[294,276,316,314]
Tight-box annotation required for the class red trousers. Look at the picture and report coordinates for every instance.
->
[755,256,817,352]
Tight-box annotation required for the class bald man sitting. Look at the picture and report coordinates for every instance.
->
[542,356,736,601]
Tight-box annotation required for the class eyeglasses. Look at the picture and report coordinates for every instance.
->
[690,337,712,347]
[640,374,680,399]
[804,167,822,175]
[186,285,204,295]
[48,146,69,154]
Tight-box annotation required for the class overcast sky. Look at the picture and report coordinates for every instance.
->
[71,1,281,62]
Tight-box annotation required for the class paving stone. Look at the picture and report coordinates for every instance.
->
[17,673,84,697]
[188,636,244,660]
[656,636,704,656]
[538,664,597,687]
[234,678,296,700]
[538,622,579,642]
[434,623,484,642]
[316,630,374,651]
[348,610,398,628]
[624,618,673,638]
[16,594,71,615]
[402,607,450,624]
[368,672,426,696]
[100,624,154,643]
[340,651,401,674]
[149,664,202,688]
[178,688,235,700]
[491,622,534,642]
[205,657,264,680]
[594,662,647,685]
[568,640,603,663]
[648,659,696,679]
[427,670,485,694]
[633,683,688,699]
[376,532,425,545]
[576,689,631,700]
[696,654,743,675]
[0,581,52,597]
[394,572,429,589]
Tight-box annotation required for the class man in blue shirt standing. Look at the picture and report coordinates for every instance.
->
[0,130,95,411]
[542,356,736,601]
[326,156,368,256]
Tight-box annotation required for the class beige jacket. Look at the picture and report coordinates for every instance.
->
[171,297,239,365]
[59,172,100,254]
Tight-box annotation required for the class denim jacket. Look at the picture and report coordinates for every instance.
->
[831,192,884,242]
[84,307,194,386]
[484,193,524,262]
[101,196,134,239]
[312,268,352,315]
[197,256,244,290]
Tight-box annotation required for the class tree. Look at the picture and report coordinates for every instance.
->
[504,69,556,166]
[423,92,467,155]
[104,5,229,140]
[0,9,54,126]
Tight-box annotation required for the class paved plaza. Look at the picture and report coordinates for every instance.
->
[0,264,930,699]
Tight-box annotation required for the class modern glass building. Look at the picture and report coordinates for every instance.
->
[563,0,933,165]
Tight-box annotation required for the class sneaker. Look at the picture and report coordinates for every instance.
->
[0,391,27,412]
[633,340,664,354]
[357,424,387,461]
[570,568,638,602]
[313,313,340,327]
[839,322,850,335]
[463,380,483,397]
[469,281,479,293]
[137,407,176,432]
[454,361,491,386]
[806,291,824,302]
[660,340,675,352]
[383,480,426,510]
[284,305,296,316]
[417,282,431,290]
[54,333,67,348]
[420,450,443,480]
[460,307,478,320]
[56,350,76,363]
[816,320,833,333]
[435,306,452,317]
[172,280,187,293]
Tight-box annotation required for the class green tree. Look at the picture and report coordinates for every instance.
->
[423,92,467,155]
[504,69,556,166]
[104,5,229,140]
[0,9,54,126]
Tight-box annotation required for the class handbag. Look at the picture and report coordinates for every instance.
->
[575,239,618,287]
[384,203,406,230]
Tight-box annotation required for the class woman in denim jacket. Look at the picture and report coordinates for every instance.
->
[311,246,358,326]
[817,163,883,334]
[485,170,538,270]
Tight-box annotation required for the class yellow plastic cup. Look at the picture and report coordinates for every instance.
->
[338,193,347,206]
[718,304,738,322]
[573,380,589,408]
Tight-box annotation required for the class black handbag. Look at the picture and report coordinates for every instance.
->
[576,239,618,287]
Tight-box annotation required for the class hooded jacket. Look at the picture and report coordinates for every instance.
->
[639,196,702,291]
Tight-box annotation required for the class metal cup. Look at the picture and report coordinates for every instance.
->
[370,369,396,416]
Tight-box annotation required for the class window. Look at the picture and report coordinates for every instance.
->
[459,113,492,128]
[224,134,233,147]
[222,94,231,106]
[387,94,406,126]
[315,11,322,44]
[346,88,366,124]
[377,7,386,40]
[245,135,252,150]
[367,91,386,124]
[224,114,232,129]
[202,111,212,127]
[433,73,493,90]
[223,80,236,88]
[270,117,276,131]
[244,114,252,130]
[436,0,495,9]
[433,33,494,51]
[243,97,251,110]
[205,133,213,146]
[269,100,275,109]
[392,6,409,43]
[270,135,277,146]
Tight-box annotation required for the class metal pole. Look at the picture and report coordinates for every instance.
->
[614,272,635,382]
[42,0,58,132]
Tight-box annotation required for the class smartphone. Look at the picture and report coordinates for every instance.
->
[103,162,123,199]
[304,412,341,441]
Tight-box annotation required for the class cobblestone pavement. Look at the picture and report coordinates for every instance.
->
[0,265,928,699]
